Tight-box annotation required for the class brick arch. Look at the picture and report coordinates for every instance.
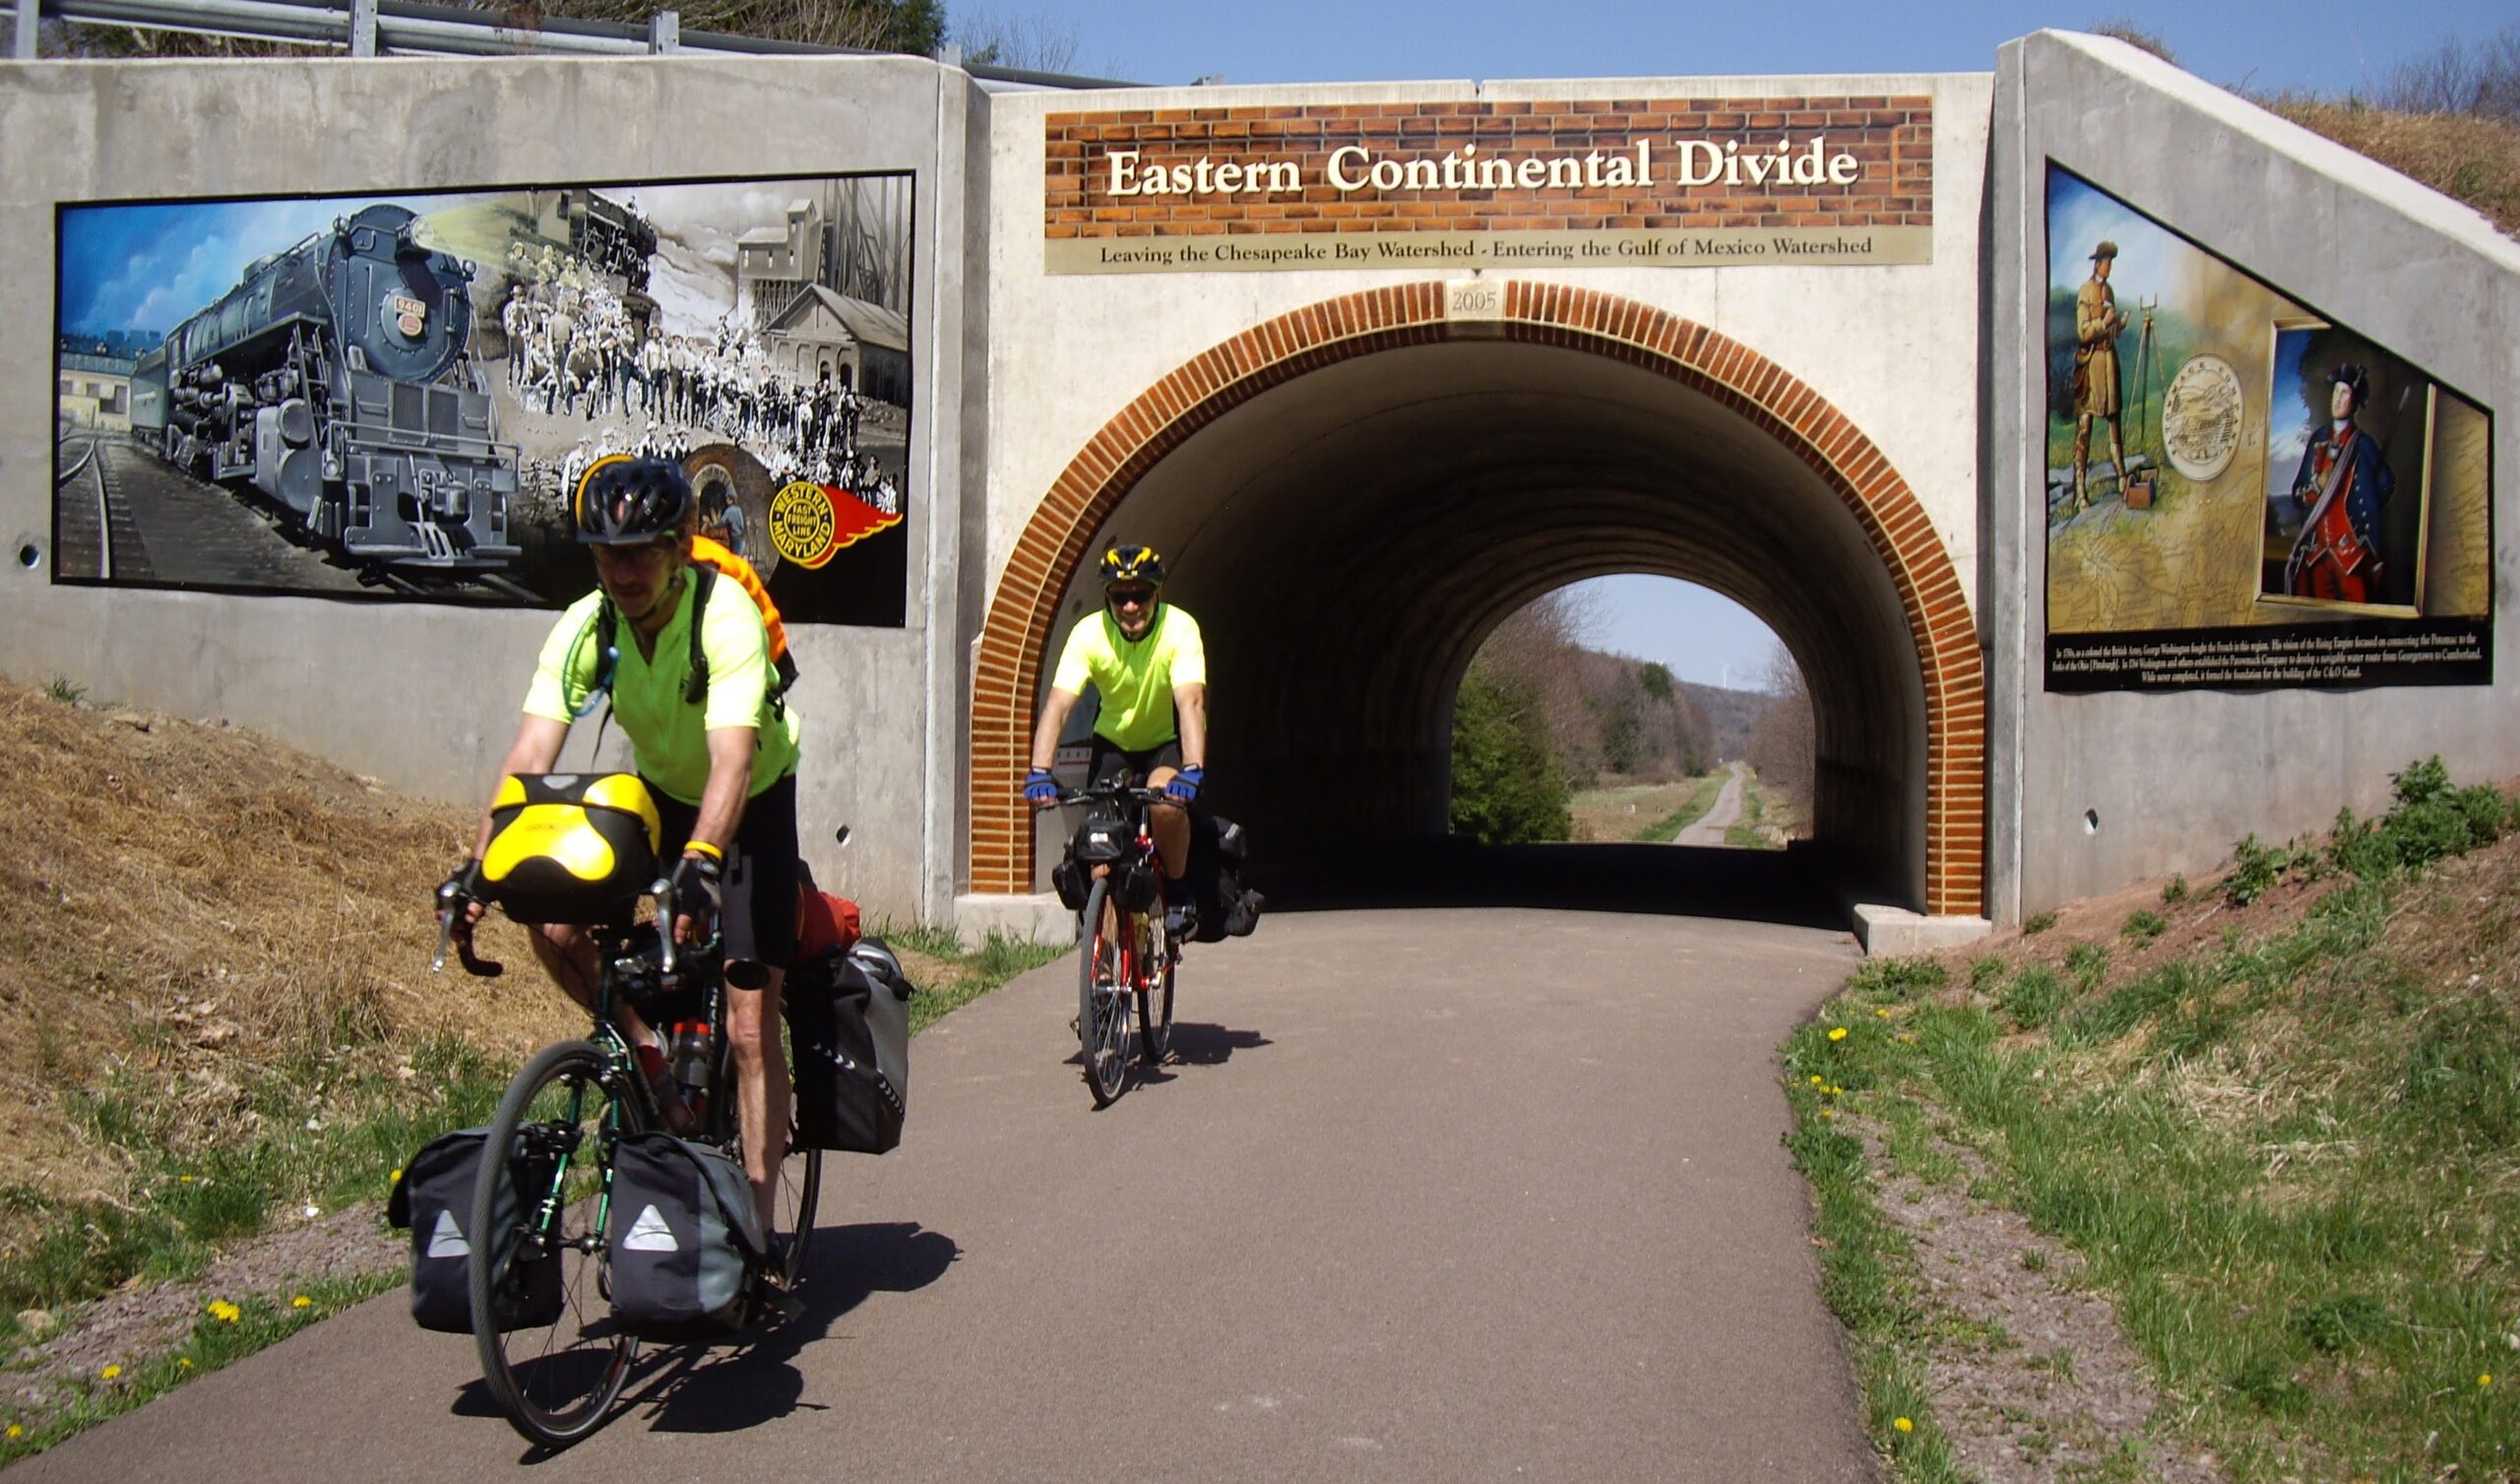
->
[970,281,1985,917]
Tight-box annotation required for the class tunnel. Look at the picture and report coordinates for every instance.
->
[971,283,1984,921]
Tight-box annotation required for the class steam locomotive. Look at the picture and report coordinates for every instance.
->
[130,203,520,575]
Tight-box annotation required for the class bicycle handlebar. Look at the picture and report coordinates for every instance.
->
[1053,783,1169,808]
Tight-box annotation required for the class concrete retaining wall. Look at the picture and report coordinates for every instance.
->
[0,55,980,925]
[1987,32,2520,917]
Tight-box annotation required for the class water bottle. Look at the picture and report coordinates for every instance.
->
[669,1020,714,1101]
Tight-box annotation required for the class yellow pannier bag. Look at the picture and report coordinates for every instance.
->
[481,773,664,927]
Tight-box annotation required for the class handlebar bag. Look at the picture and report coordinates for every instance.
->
[481,773,662,927]
[604,1133,766,1340]
[386,1127,561,1333]
[784,943,914,1153]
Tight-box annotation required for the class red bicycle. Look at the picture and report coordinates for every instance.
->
[1057,781,1177,1106]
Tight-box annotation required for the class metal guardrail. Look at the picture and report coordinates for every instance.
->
[8,0,1141,88]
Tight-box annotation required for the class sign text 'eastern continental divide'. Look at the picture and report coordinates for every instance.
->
[1043,96,1934,275]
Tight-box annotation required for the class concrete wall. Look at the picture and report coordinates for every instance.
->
[1987,32,2520,916]
[0,55,980,925]
[979,72,1996,631]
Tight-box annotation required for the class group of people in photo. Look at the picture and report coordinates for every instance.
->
[500,244,901,525]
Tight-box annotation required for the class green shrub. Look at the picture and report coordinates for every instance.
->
[42,677,86,706]
[2225,833,2311,905]
[2329,758,2513,882]
[2160,873,2189,904]
[1448,669,1570,845]
[2023,910,2057,936]
[2063,941,2110,985]
[2289,1292,2391,1355]
[2122,909,2165,944]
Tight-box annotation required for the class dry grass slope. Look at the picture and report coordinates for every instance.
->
[2265,101,2520,239]
[1,677,577,1233]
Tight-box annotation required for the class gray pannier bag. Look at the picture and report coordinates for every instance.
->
[386,1127,561,1334]
[785,938,915,1153]
[603,1133,766,1340]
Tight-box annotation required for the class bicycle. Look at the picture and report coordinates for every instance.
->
[432,826,821,1449]
[1056,781,1179,1107]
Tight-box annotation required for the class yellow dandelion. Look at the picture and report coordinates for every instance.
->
[291,1295,311,1310]
[178,1358,194,1370]
[177,1174,194,1184]
[1820,1109,1837,1120]
[1894,1416,1914,1433]
[1809,1075,1824,1085]
[207,1299,241,1324]
[2482,1374,2494,1388]
[100,1364,121,1381]
[1875,1009,1890,1018]
[389,1168,403,1184]
[1828,1026,1848,1042]
[6,1424,21,1439]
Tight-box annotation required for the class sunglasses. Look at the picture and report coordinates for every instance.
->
[1106,587,1157,608]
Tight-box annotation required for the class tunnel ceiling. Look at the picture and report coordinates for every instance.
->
[1038,337,1934,904]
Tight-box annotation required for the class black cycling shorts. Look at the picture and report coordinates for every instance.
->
[648,772,799,971]
[1086,735,1183,788]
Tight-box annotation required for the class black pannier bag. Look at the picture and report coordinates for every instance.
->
[386,1127,561,1334]
[603,1132,766,1340]
[1189,814,1266,943]
[784,939,915,1154]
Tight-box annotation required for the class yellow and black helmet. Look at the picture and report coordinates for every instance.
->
[1097,543,1166,587]
[575,454,693,545]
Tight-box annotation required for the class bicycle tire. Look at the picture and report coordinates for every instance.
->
[1137,930,1174,1066]
[471,1039,644,1449]
[1079,877,1132,1106]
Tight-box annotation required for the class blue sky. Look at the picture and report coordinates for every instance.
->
[1065,0,2507,95]
[57,196,410,340]
[1048,1,2508,691]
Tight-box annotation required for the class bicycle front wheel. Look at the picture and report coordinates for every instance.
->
[1079,878,1133,1106]
[1137,930,1174,1067]
[471,1039,643,1450]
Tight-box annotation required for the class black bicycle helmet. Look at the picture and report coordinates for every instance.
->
[1097,543,1166,587]
[576,455,694,545]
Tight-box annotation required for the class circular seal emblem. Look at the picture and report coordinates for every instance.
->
[2162,354,2244,483]
[769,479,841,570]
[384,291,428,340]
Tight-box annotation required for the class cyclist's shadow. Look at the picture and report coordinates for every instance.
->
[630,1219,960,1434]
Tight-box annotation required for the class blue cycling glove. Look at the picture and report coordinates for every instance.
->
[1023,768,1059,805]
[1165,766,1205,803]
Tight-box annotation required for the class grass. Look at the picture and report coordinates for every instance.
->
[1786,765,2520,1481]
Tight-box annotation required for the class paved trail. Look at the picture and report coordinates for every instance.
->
[27,894,1873,1483]
[1675,762,1751,846]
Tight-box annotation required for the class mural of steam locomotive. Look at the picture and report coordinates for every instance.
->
[130,203,520,574]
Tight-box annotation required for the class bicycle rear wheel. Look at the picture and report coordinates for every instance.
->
[1079,878,1133,1106]
[756,1129,822,1290]
[471,1039,643,1449]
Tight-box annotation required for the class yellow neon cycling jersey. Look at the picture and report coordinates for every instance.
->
[1051,603,1206,752]
[522,574,802,805]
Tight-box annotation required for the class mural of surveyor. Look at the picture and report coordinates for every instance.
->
[2261,330,2430,613]
[52,173,915,628]
[2041,163,2492,692]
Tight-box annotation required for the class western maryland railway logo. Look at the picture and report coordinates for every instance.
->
[770,479,902,571]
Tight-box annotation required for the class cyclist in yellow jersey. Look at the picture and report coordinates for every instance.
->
[446,456,800,1236]
[1026,544,1208,937]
